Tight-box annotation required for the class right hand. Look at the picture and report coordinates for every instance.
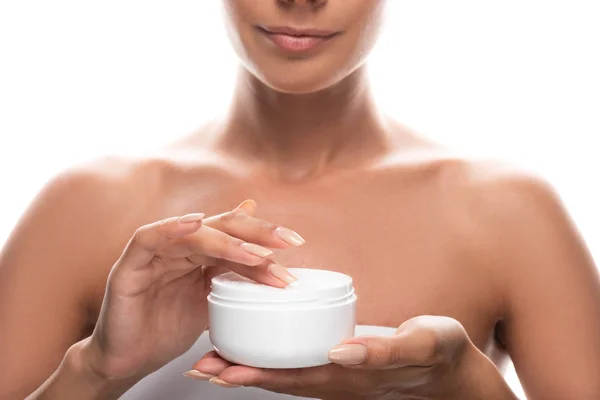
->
[80,199,304,383]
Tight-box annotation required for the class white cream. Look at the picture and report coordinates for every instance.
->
[208,268,357,369]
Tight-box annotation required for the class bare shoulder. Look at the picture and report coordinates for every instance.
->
[435,155,596,298]
[385,133,588,265]
[29,144,224,218]
[380,129,562,221]
[462,158,560,211]
[448,158,586,265]
[431,155,576,253]
[7,122,235,279]
[0,153,206,398]
[21,155,172,229]
[445,158,564,224]
[0,153,191,305]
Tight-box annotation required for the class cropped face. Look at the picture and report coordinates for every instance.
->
[222,0,386,94]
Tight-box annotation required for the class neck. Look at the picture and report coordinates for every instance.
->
[215,65,393,182]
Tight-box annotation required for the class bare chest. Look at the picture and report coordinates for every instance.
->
[92,172,505,360]
[190,183,503,353]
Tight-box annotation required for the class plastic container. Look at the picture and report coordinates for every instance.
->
[207,268,357,369]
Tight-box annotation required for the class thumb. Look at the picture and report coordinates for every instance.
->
[329,316,469,369]
[327,332,441,369]
[328,335,404,369]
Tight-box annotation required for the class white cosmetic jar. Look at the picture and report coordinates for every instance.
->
[207,268,357,369]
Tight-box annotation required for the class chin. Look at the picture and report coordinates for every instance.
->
[241,56,351,94]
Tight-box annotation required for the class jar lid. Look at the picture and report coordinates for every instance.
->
[210,268,355,304]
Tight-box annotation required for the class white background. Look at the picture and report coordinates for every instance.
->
[1,1,599,397]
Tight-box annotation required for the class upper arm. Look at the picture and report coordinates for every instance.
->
[477,171,600,399]
[0,166,129,399]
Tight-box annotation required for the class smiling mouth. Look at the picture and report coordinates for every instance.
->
[257,26,341,53]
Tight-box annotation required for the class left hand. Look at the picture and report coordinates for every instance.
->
[185,316,485,400]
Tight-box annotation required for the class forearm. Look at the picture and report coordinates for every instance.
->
[25,340,135,400]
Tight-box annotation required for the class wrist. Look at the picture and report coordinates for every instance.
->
[26,339,134,400]
[63,339,135,399]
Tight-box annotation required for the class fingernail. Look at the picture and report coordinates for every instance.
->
[178,213,206,224]
[269,263,297,284]
[328,344,368,365]
[241,242,273,258]
[235,199,256,216]
[183,370,214,381]
[275,227,305,246]
[209,377,241,388]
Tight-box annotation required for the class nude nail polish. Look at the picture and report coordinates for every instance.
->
[178,213,206,224]
[328,344,368,365]
[241,242,273,258]
[209,377,241,388]
[269,263,298,284]
[183,370,214,381]
[275,227,306,246]
[235,199,257,215]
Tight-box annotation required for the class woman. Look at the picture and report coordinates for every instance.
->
[1,0,599,399]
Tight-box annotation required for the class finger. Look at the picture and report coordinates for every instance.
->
[330,337,418,370]
[191,351,234,376]
[189,253,294,289]
[395,315,470,365]
[204,201,305,249]
[122,213,205,265]
[330,335,432,369]
[234,199,257,216]
[217,364,337,391]
[231,261,295,288]
[183,224,298,287]
[122,215,280,286]
[122,208,297,287]
[180,224,275,266]
[330,316,469,369]
[124,216,268,269]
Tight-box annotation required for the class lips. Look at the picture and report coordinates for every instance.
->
[257,26,340,53]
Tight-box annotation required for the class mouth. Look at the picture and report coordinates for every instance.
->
[256,26,341,53]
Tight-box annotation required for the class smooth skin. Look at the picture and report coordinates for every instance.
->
[1,0,600,399]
